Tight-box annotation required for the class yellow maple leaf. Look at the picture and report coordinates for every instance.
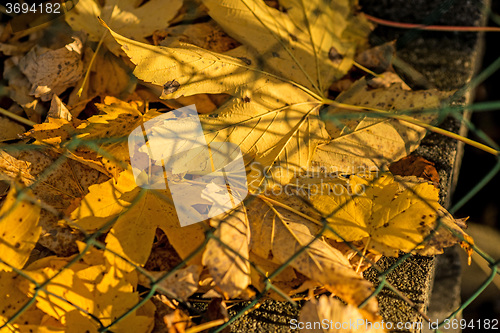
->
[102,0,372,188]
[17,243,155,333]
[74,97,162,177]
[0,184,41,270]
[310,173,443,255]
[69,169,207,267]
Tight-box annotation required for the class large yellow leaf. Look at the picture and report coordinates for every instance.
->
[69,170,207,266]
[0,184,41,270]
[103,0,371,187]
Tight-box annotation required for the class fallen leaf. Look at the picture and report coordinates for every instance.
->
[0,183,41,270]
[0,115,25,142]
[309,173,446,256]
[65,0,183,55]
[202,205,251,298]
[17,247,156,333]
[76,97,162,175]
[104,0,372,187]
[138,265,202,301]
[3,57,46,123]
[299,295,383,333]
[156,21,240,53]
[18,35,84,101]
[70,169,207,266]
[0,148,106,256]
[247,193,378,318]
[314,78,453,173]
[48,94,73,121]
[389,154,440,185]
[163,308,192,333]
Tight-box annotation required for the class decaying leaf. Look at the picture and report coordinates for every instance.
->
[389,154,440,185]
[0,148,106,256]
[202,205,251,298]
[300,295,383,333]
[18,35,84,101]
[0,115,25,142]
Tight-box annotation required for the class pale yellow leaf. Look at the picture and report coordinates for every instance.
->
[65,0,183,55]
[299,295,383,333]
[310,173,443,255]
[202,205,251,298]
[138,265,202,301]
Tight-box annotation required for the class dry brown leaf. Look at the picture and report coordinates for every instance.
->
[18,35,84,101]
[3,57,45,123]
[48,95,73,120]
[163,308,192,333]
[0,115,25,142]
[202,204,251,298]
[156,21,240,53]
[389,154,440,185]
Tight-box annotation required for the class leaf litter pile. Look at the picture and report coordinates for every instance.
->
[0,0,475,331]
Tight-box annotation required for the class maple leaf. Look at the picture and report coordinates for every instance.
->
[102,0,372,187]
[0,270,64,330]
[309,173,449,256]
[65,0,183,55]
[16,243,155,332]
[0,183,41,270]
[76,97,162,176]
[69,169,207,267]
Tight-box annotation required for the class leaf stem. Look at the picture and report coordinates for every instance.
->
[323,99,499,156]
[76,28,107,97]
[0,107,36,127]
